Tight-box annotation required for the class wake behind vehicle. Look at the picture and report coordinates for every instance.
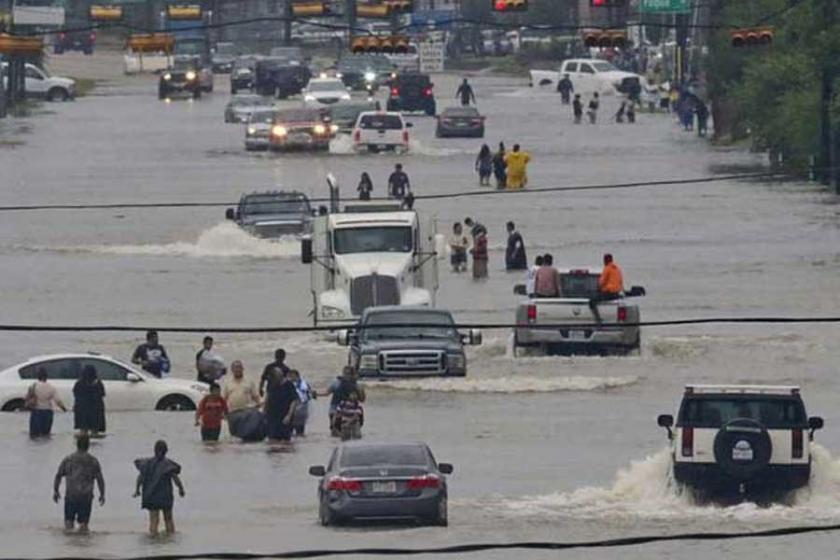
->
[352,111,412,154]
[0,353,206,412]
[386,72,436,116]
[435,107,486,138]
[658,385,824,501]
[224,94,274,123]
[309,442,453,526]
[268,108,337,151]
[337,306,481,378]
[226,191,314,238]
[512,268,645,356]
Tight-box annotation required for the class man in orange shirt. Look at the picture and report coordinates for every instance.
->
[590,254,624,322]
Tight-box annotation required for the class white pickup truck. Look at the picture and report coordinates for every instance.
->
[512,268,645,356]
[530,58,643,95]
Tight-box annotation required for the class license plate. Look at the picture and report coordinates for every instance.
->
[377,144,388,150]
[568,330,586,340]
[732,443,753,461]
[371,481,397,494]
[289,133,309,143]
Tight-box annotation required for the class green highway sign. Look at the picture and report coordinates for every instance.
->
[640,0,691,13]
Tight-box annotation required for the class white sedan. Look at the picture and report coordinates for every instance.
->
[303,78,351,108]
[0,353,208,412]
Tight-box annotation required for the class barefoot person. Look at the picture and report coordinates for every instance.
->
[134,440,185,536]
[53,435,105,534]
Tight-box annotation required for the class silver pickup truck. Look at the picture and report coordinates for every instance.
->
[513,268,645,356]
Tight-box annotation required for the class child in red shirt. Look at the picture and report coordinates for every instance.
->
[195,383,228,441]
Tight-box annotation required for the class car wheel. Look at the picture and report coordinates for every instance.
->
[54,46,63,55]
[156,395,196,411]
[432,496,448,526]
[425,105,436,117]
[231,87,237,94]
[319,500,336,526]
[47,88,68,102]
[539,79,552,87]
[1,399,26,412]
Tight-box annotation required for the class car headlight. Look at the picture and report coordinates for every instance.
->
[364,71,376,82]
[449,354,466,369]
[321,305,345,319]
[191,384,209,393]
[313,124,326,135]
[247,126,256,135]
[272,125,288,136]
[186,71,197,81]
[359,354,378,370]
[163,73,172,80]
[304,94,316,101]
[330,124,339,133]
[336,72,343,78]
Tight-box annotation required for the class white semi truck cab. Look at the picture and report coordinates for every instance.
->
[301,202,438,325]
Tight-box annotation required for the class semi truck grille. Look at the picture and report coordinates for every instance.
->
[351,275,399,315]
[380,350,445,375]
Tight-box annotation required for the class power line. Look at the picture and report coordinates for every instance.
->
[0,170,807,212]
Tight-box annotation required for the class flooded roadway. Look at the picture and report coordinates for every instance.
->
[1,52,840,559]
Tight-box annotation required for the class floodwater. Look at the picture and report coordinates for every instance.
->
[1,52,840,559]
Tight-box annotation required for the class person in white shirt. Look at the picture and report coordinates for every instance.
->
[526,255,544,298]
[28,368,67,438]
[222,361,263,440]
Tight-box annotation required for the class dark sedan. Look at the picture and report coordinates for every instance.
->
[309,442,452,526]
[435,107,485,138]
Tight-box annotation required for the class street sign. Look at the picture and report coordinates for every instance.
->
[12,5,65,25]
[419,39,444,72]
[640,0,690,13]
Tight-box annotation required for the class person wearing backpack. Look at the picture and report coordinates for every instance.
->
[320,366,366,436]
[27,368,67,438]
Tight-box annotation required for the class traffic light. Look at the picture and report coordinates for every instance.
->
[590,0,624,6]
[356,2,390,18]
[0,33,43,55]
[581,29,627,48]
[350,35,410,54]
[89,4,123,21]
[127,33,174,53]
[292,1,333,16]
[166,4,202,20]
[730,27,773,47]
[492,0,528,12]
[383,0,414,13]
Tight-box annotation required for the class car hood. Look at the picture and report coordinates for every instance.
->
[51,76,75,88]
[335,252,413,280]
[358,338,462,352]
[233,105,273,114]
[213,55,236,64]
[599,70,639,81]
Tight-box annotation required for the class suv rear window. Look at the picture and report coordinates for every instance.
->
[358,114,403,130]
[679,397,806,429]
[559,273,600,298]
[340,445,428,467]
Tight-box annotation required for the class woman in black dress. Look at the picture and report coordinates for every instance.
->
[73,365,106,437]
[134,440,185,536]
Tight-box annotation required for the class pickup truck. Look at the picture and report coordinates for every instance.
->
[513,268,645,356]
[529,58,643,95]
[225,191,313,238]
[337,306,481,378]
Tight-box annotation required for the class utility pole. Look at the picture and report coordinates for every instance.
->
[283,0,293,45]
[347,0,356,44]
[818,0,837,190]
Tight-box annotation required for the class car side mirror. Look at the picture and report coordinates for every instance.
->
[513,283,527,296]
[438,463,454,475]
[468,328,482,346]
[225,208,235,220]
[657,414,674,439]
[336,329,350,346]
[405,122,414,128]
[809,416,824,433]
[626,285,646,297]
[309,465,326,477]
[301,236,313,264]
[127,373,142,383]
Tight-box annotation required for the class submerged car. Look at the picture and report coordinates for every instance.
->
[435,106,486,138]
[224,94,274,123]
[0,353,206,412]
[225,191,314,238]
[657,384,824,501]
[244,109,278,151]
[269,108,337,151]
[309,442,453,526]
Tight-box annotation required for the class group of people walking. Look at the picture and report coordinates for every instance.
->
[27,363,106,439]
[475,143,531,189]
[356,163,414,209]
[449,219,528,279]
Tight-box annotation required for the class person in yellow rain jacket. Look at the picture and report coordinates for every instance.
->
[504,144,531,190]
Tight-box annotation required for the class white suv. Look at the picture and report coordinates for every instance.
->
[1,62,76,101]
[352,111,412,153]
[658,385,824,500]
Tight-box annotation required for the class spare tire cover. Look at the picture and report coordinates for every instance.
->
[713,418,772,481]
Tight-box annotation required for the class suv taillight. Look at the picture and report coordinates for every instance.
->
[681,427,693,457]
[617,306,628,322]
[90,31,96,41]
[526,304,537,321]
[423,86,433,96]
[353,129,360,143]
[390,87,399,96]
[792,429,804,459]
[402,130,409,144]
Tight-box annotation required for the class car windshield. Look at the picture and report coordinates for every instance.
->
[242,195,310,215]
[363,311,457,340]
[276,109,322,122]
[679,397,806,429]
[340,445,428,467]
[592,61,618,72]
[333,226,412,254]
[231,96,262,106]
[249,111,276,123]
[398,75,431,87]
[358,114,403,130]
[340,55,392,71]
[330,104,375,120]
[308,80,344,92]
[443,108,479,117]
[559,273,601,298]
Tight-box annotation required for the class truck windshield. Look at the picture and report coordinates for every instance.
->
[559,273,600,298]
[364,311,457,340]
[334,226,412,254]
[242,195,310,215]
[679,398,806,429]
